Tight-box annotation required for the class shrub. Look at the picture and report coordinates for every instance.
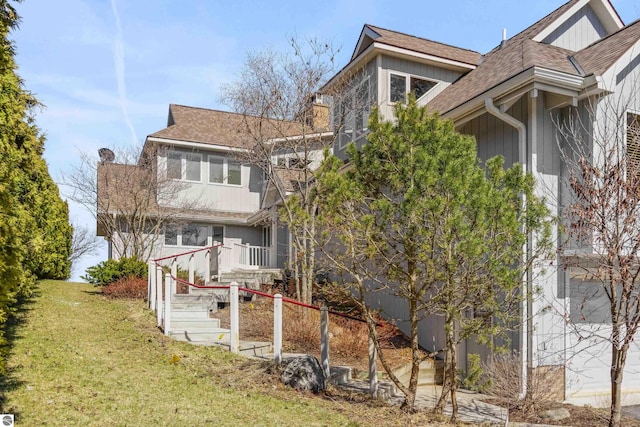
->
[103,276,147,299]
[82,256,148,286]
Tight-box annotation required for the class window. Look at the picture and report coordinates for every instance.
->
[167,152,182,180]
[262,226,271,247]
[164,224,178,245]
[209,157,224,183]
[182,223,208,247]
[208,156,242,186]
[389,73,437,103]
[167,151,201,181]
[212,226,224,244]
[228,161,241,185]
[185,153,201,181]
[627,113,640,183]
[335,79,372,149]
[390,74,406,103]
[165,223,214,246]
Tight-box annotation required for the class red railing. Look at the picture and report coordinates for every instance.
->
[152,244,377,326]
[153,244,223,263]
[170,275,376,325]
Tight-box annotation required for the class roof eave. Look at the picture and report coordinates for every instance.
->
[441,67,599,125]
[146,136,251,153]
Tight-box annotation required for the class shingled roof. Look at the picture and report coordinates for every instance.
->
[361,24,481,66]
[573,18,640,76]
[149,104,304,149]
[428,0,583,114]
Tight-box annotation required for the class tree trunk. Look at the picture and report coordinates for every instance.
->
[404,293,420,410]
[435,314,456,418]
[609,341,628,427]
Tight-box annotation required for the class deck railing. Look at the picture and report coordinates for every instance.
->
[147,246,380,397]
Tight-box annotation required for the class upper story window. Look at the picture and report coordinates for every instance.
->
[167,151,201,182]
[627,112,640,183]
[208,155,242,186]
[389,72,437,103]
[335,77,372,149]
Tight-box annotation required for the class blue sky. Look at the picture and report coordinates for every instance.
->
[11,0,639,280]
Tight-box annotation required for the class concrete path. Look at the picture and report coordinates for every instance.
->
[339,379,509,425]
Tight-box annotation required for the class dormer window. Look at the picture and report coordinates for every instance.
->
[389,73,437,103]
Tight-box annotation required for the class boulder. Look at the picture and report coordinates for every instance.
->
[539,407,571,422]
[281,355,326,393]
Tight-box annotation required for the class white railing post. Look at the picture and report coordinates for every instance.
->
[147,260,156,310]
[369,334,378,397]
[164,273,172,335]
[171,259,177,294]
[320,306,330,385]
[156,266,163,326]
[148,261,156,310]
[204,249,211,284]
[274,294,283,364]
[230,282,239,354]
[188,254,195,284]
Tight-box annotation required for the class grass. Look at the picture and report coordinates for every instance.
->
[0,281,451,426]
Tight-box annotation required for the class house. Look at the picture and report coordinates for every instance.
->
[98,0,640,406]
[321,0,640,406]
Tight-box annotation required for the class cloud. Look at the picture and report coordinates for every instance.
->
[110,0,138,146]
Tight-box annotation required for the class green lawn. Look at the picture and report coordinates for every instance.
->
[0,281,362,426]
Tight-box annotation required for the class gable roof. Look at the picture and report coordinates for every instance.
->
[358,24,481,66]
[573,18,640,76]
[148,104,304,149]
[428,0,584,114]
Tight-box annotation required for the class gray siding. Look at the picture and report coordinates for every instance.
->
[543,4,607,51]
[225,225,262,246]
[457,97,528,168]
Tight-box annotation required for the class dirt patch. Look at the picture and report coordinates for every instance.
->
[210,295,418,375]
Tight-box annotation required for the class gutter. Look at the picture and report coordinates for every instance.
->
[484,98,532,400]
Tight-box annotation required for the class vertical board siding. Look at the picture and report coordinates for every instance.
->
[543,4,608,52]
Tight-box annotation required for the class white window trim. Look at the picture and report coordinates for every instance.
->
[387,71,438,106]
[166,150,202,183]
[208,154,243,187]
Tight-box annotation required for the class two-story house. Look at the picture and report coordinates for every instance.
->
[98,0,640,406]
[320,0,640,406]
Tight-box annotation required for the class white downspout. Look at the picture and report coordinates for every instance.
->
[485,98,532,400]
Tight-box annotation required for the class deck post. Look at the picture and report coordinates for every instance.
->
[369,334,378,397]
[156,266,163,326]
[171,259,177,294]
[230,282,239,354]
[204,249,211,284]
[273,294,283,364]
[164,273,172,336]
[148,261,156,310]
[188,254,195,285]
[147,261,154,309]
[320,306,330,385]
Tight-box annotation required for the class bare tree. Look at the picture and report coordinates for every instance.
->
[62,144,207,261]
[69,223,101,271]
[220,38,341,304]
[554,73,640,427]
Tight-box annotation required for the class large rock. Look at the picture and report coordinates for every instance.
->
[281,355,326,393]
[539,407,571,422]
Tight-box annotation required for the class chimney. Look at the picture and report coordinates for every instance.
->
[303,94,330,131]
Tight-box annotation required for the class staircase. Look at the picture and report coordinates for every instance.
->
[392,358,444,387]
[168,294,228,343]
[167,292,273,357]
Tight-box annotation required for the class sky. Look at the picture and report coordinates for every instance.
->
[10,0,640,281]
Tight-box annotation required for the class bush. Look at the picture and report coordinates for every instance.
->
[103,276,147,299]
[82,257,148,286]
